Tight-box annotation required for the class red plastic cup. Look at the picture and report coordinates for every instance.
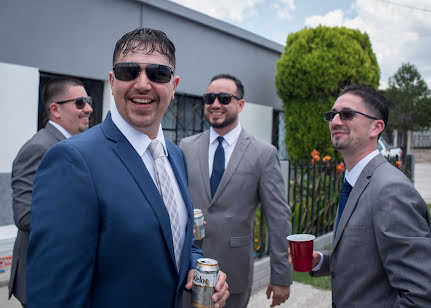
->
[287,234,315,272]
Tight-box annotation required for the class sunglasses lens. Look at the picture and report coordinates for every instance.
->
[146,64,172,83]
[114,63,141,81]
[324,111,334,121]
[218,94,232,105]
[340,110,355,120]
[203,93,216,104]
[75,98,85,109]
[75,97,92,109]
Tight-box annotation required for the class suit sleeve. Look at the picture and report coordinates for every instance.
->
[11,142,48,232]
[374,178,431,306]
[27,142,99,308]
[259,146,292,286]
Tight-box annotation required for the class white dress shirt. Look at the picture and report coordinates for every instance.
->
[48,120,71,139]
[313,149,380,271]
[208,123,242,175]
[110,104,188,256]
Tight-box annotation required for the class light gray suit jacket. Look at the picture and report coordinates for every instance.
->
[312,154,431,307]
[180,129,292,294]
[9,122,65,304]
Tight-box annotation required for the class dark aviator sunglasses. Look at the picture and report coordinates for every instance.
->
[113,62,173,83]
[324,108,378,122]
[55,96,92,109]
[203,92,241,105]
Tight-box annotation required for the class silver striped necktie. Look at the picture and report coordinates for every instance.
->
[148,140,182,271]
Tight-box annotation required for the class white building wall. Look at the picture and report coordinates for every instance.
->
[0,62,39,173]
[239,101,273,144]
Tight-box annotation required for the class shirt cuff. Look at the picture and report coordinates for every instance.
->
[312,251,324,271]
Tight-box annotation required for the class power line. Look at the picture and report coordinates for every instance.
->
[376,0,431,13]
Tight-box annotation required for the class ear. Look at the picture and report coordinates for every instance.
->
[238,99,245,113]
[171,75,180,101]
[49,103,62,120]
[369,119,385,138]
[109,71,115,91]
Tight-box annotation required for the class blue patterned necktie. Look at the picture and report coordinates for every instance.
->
[210,136,225,198]
[148,140,182,271]
[335,179,353,232]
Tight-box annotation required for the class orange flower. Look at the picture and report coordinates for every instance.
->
[395,160,402,168]
[336,162,345,174]
[322,155,331,162]
[311,149,320,159]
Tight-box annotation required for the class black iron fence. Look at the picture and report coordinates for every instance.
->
[254,154,413,258]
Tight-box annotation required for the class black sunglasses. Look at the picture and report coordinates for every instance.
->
[203,92,241,105]
[113,62,173,83]
[324,108,378,122]
[55,96,92,109]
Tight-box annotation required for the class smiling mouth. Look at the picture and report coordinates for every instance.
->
[131,98,154,104]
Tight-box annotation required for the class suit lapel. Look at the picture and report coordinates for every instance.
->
[200,131,212,201]
[45,122,67,142]
[101,114,178,270]
[166,141,194,278]
[211,130,250,204]
[332,154,387,250]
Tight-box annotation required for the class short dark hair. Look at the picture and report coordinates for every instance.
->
[210,74,244,99]
[113,28,176,70]
[42,76,84,117]
[338,84,389,126]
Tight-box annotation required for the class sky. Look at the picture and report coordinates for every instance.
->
[169,0,431,89]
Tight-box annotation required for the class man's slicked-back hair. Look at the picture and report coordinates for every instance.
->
[210,74,244,99]
[338,84,389,126]
[42,76,84,117]
[113,28,176,70]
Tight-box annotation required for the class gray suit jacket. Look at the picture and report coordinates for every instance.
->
[9,122,65,304]
[180,129,292,294]
[312,154,431,307]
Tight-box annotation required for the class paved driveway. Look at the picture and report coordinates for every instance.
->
[415,163,431,203]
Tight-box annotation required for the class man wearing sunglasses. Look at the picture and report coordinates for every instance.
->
[9,76,92,307]
[180,74,292,308]
[307,85,431,307]
[26,28,228,308]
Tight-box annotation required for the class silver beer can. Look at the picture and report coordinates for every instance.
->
[191,258,219,308]
[193,209,205,240]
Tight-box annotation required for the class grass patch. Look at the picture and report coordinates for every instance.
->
[292,271,331,290]
[428,204,431,212]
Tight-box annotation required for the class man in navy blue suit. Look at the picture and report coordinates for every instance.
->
[26,28,229,308]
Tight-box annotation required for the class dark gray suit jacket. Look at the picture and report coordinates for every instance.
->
[9,122,65,304]
[180,129,292,295]
[313,154,431,307]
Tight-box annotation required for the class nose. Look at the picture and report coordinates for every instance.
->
[134,68,152,90]
[329,113,343,129]
[212,97,223,108]
[83,102,93,114]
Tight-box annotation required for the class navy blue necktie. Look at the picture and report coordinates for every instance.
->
[335,179,353,231]
[210,136,225,198]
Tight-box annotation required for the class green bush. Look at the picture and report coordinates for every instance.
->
[276,26,380,160]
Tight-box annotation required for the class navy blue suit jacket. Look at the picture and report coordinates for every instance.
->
[27,114,202,307]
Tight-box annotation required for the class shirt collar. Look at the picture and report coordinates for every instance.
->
[110,103,168,157]
[345,149,380,186]
[209,123,242,146]
[48,120,71,139]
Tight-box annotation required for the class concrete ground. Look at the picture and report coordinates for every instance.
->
[248,281,331,308]
[415,163,431,203]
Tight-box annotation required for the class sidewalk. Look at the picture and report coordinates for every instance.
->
[248,281,331,307]
[415,163,431,203]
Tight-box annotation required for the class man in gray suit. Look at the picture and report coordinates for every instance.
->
[309,84,431,307]
[181,74,292,308]
[9,76,93,307]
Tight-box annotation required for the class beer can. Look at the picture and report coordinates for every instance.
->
[191,258,219,308]
[193,209,205,240]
